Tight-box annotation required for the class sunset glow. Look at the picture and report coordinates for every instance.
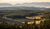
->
[0,0,50,5]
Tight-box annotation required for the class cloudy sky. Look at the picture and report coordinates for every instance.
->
[0,0,50,8]
[0,0,50,5]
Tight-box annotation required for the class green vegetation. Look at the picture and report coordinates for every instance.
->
[0,20,50,29]
[0,11,50,29]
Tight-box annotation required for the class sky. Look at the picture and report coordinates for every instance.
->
[0,0,50,5]
[0,0,50,8]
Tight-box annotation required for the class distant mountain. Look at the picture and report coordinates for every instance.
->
[0,2,50,8]
[0,6,47,10]
[0,7,49,16]
[0,7,47,16]
[15,2,50,8]
[44,8,50,12]
[0,3,11,5]
[0,2,50,12]
[0,3,12,7]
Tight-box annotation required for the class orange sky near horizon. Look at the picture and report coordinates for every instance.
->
[0,0,50,5]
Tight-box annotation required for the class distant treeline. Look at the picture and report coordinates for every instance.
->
[6,13,39,19]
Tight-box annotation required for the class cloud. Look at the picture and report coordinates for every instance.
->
[0,0,33,5]
[0,0,50,5]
